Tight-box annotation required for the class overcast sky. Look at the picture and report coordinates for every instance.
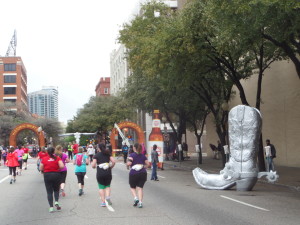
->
[0,0,142,124]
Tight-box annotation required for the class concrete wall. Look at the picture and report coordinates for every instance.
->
[205,60,300,167]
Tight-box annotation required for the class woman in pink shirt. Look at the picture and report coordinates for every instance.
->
[14,146,24,175]
[55,145,70,197]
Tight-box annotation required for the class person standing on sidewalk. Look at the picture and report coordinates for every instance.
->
[6,146,19,184]
[55,145,70,197]
[67,142,73,160]
[92,144,115,207]
[265,139,277,171]
[39,147,64,213]
[73,147,89,196]
[150,144,159,181]
[127,143,150,208]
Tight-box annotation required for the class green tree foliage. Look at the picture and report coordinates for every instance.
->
[119,1,209,145]
[66,96,135,135]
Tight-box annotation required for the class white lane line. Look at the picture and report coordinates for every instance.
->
[220,195,270,212]
[0,175,10,184]
[146,172,165,179]
[105,200,115,212]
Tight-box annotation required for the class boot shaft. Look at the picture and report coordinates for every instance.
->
[228,105,262,173]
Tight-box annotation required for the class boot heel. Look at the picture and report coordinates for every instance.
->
[236,178,257,191]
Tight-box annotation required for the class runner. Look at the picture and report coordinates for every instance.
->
[127,143,150,208]
[2,147,7,166]
[37,147,48,172]
[39,147,64,213]
[55,145,70,197]
[73,147,89,196]
[72,141,79,155]
[14,146,24,175]
[22,145,29,170]
[6,146,19,184]
[92,144,115,207]
[87,144,95,162]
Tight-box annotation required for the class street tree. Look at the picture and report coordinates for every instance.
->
[67,96,135,141]
[119,1,209,148]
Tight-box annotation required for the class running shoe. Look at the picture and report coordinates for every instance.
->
[55,202,61,211]
[10,179,12,184]
[101,202,106,207]
[106,198,112,206]
[133,198,139,207]
[13,179,16,183]
[79,189,83,196]
[49,207,54,213]
[138,202,143,208]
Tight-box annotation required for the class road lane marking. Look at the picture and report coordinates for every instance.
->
[220,195,270,212]
[0,175,10,184]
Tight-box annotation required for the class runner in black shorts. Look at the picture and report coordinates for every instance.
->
[92,144,115,207]
[127,143,150,208]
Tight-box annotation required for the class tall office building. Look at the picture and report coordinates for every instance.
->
[28,86,58,119]
[0,56,28,110]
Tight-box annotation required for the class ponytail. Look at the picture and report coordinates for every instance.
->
[47,147,57,160]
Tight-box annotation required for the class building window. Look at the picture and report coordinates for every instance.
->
[4,87,16,95]
[4,99,16,104]
[4,75,16,83]
[4,63,16,71]
[104,88,109,94]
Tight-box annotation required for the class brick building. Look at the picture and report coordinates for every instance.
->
[95,77,110,96]
[0,56,28,110]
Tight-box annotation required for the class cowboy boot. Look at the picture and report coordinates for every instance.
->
[193,105,262,191]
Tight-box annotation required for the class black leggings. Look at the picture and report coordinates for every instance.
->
[9,167,17,176]
[68,151,73,160]
[44,172,61,207]
[76,172,86,185]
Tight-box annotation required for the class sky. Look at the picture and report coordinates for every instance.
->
[0,0,143,124]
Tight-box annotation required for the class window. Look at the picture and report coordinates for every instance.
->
[4,75,16,83]
[104,88,109,94]
[4,87,16,95]
[4,63,16,71]
[4,99,16,104]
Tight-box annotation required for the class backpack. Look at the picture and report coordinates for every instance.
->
[76,154,84,166]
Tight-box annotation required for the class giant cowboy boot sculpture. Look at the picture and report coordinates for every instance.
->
[193,105,278,191]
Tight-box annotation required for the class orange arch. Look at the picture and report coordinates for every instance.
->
[9,123,46,147]
[110,121,145,150]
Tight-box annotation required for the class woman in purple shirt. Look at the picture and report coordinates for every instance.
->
[55,145,70,197]
[127,143,150,208]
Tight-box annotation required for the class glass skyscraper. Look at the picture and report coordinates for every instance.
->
[28,86,58,119]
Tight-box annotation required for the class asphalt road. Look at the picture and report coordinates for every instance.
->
[0,158,299,225]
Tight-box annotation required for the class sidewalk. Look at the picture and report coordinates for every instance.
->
[162,155,300,192]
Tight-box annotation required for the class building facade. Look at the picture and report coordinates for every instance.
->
[110,45,130,96]
[95,77,110,96]
[28,86,58,119]
[0,57,28,110]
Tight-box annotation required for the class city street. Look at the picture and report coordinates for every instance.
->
[0,158,299,225]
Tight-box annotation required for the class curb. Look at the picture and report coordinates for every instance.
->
[163,162,300,192]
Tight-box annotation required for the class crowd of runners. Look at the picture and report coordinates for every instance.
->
[1,142,150,213]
